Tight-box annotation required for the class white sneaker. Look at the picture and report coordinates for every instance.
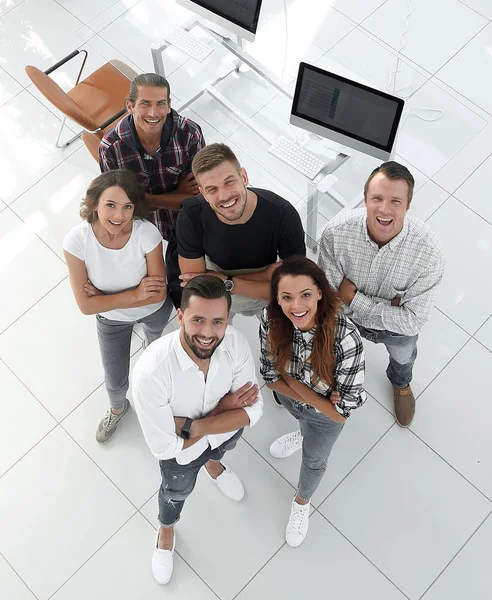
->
[152,529,175,585]
[203,463,244,501]
[269,430,303,459]
[285,498,310,547]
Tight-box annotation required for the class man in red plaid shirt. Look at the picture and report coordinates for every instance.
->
[99,73,205,240]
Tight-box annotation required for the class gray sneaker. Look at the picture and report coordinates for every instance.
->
[95,400,130,444]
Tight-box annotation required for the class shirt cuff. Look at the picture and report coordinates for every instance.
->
[243,402,262,428]
[349,290,374,315]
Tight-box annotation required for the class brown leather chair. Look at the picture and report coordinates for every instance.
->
[25,50,139,161]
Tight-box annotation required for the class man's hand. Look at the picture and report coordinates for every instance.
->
[339,277,357,306]
[330,390,340,405]
[176,172,199,196]
[219,382,259,411]
[179,270,226,287]
[391,296,401,307]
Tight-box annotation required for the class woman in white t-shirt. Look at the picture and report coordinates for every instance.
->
[63,169,172,443]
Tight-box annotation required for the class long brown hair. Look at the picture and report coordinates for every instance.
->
[267,256,340,387]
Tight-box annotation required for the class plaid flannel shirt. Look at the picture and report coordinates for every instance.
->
[259,308,366,418]
[99,111,205,240]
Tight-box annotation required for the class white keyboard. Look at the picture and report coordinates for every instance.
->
[268,136,325,180]
[165,28,213,63]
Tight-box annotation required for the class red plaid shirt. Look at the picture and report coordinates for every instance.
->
[99,111,205,239]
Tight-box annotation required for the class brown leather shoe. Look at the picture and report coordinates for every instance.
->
[393,385,415,427]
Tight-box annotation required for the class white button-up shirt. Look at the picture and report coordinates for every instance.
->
[132,326,263,465]
[318,208,445,337]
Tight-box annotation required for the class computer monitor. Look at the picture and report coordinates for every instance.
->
[290,62,405,161]
[175,0,263,43]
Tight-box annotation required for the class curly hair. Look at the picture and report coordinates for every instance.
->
[267,256,341,387]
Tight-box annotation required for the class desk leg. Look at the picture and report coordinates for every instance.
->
[151,44,166,77]
[306,180,318,252]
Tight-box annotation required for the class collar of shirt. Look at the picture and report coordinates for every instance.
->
[292,323,316,342]
[363,217,409,251]
[125,111,176,156]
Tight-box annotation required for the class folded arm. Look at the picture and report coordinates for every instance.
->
[64,244,166,315]
[178,256,279,301]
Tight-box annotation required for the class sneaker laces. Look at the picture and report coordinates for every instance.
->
[287,502,309,533]
[281,430,302,451]
[102,409,118,431]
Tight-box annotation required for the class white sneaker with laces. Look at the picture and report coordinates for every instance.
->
[203,463,244,501]
[285,498,310,547]
[152,529,175,585]
[269,430,303,459]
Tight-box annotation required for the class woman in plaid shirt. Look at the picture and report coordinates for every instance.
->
[259,256,366,547]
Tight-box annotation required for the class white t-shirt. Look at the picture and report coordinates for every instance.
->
[63,219,164,322]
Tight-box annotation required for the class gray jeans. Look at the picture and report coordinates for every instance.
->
[95,296,173,410]
[356,325,418,388]
[158,428,244,527]
[277,393,344,500]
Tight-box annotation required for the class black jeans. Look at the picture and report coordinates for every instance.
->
[158,428,244,527]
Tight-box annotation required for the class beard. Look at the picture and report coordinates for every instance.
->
[213,187,248,222]
[183,328,225,359]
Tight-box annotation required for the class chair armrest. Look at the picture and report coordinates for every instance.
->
[45,49,86,75]
[92,108,127,133]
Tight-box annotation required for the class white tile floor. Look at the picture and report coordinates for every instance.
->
[0,1,491,599]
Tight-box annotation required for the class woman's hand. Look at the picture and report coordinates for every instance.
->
[134,276,166,301]
[83,280,103,297]
[330,390,340,405]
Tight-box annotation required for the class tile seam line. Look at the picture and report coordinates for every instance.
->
[6,89,83,203]
[408,424,492,504]
[52,0,119,24]
[315,420,396,508]
[456,0,492,21]
[0,275,67,338]
[0,549,38,600]
[230,541,288,600]
[48,0,86,28]
[318,511,412,600]
[0,0,27,20]
[359,7,489,79]
[418,508,492,600]
[45,510,137,600]
[453,194,492,229]
[6,204,68,268]
[451,148,492,197]
[137,508,222,599]
[61,423,141,509]
[0,64,25,91]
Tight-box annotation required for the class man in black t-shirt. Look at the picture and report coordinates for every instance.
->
[171,143,306,317]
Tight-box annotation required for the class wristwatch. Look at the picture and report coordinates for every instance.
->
[181,418,194,440]
[224,275,235,293]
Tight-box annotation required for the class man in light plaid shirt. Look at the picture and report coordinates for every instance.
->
[318,161,445,427]
[99,73,205,240]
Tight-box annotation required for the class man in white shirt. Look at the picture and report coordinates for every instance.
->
[132,274,263,585]
[318,161,444,427]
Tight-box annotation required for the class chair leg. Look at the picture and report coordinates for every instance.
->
[55,116,83,149]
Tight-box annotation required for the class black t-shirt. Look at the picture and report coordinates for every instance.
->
[176,188,306,269]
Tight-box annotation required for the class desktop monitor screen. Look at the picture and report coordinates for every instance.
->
[290,62,405,161]
[176,0,263,42]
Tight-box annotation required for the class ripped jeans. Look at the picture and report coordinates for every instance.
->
[158,428,244,527]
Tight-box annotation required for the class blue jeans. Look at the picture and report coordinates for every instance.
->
[158,428,244,527]
[277,393,344,500]
[356,325,418,388]
[96,296,173,410]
